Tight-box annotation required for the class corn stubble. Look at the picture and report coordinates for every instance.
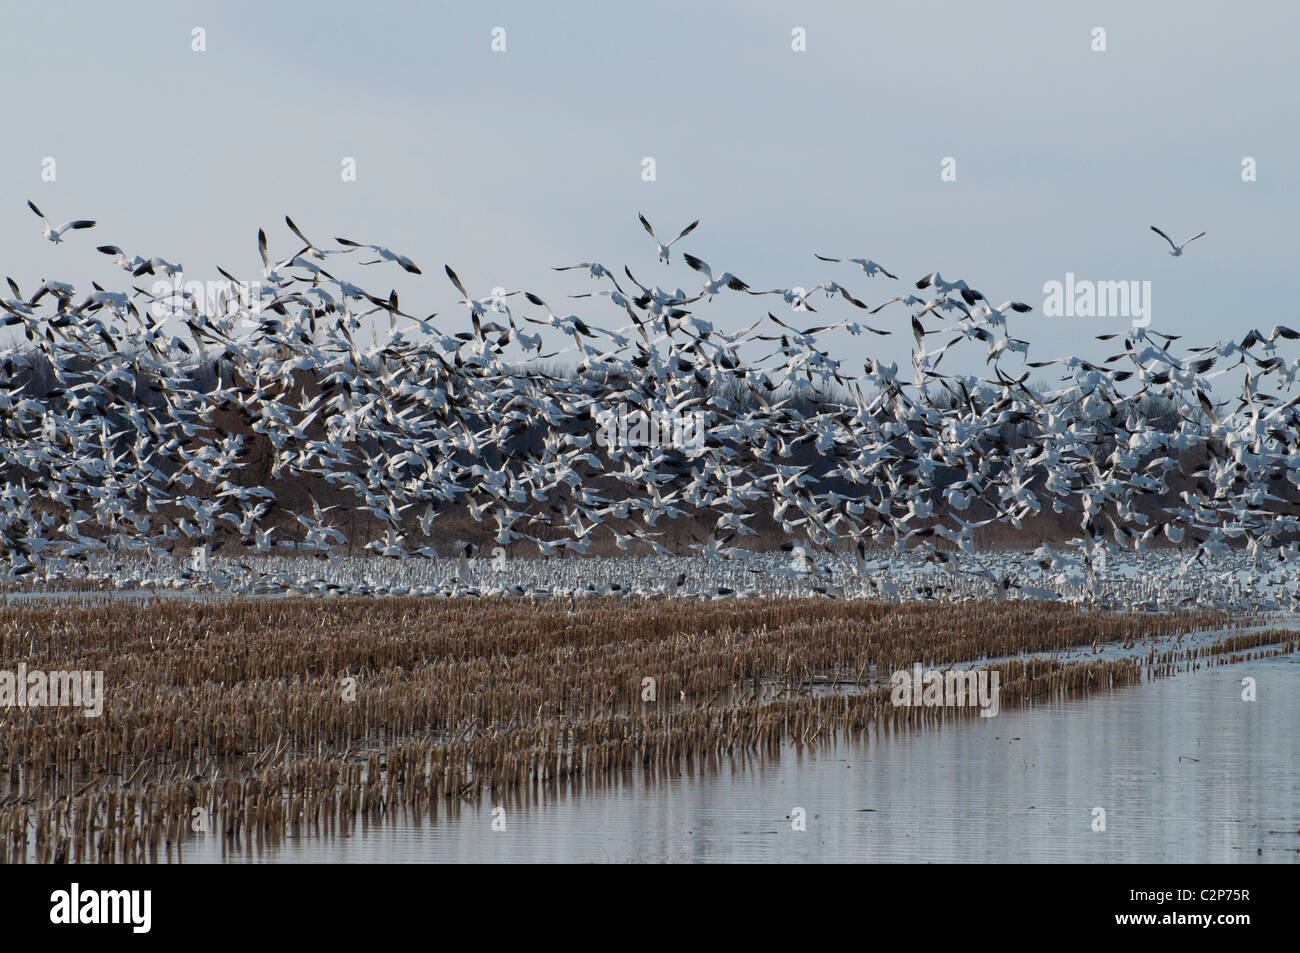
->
[0,597,1291,863]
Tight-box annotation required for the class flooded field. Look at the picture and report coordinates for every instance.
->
[181,654,1298,864]
[3,595,1294,864]
[11,549,1300,614]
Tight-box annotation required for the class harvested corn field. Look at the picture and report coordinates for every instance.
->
[1,596,1292,863]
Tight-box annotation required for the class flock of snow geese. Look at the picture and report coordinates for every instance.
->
[3,201,1300,609]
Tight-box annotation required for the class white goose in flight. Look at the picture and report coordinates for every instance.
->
[638,212,698,264]
[97,245,151,274]
[334,236,422,274]
[814,253,897,279]
[1150,226,1205,257]
[27,200,95,244]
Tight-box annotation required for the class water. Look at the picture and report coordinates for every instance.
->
[12,548,1299,612]
[175,654,1298,863]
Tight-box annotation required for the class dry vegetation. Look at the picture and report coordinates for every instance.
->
[0,596,1293,862]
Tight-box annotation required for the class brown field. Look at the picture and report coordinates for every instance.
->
[0,596,1294,863]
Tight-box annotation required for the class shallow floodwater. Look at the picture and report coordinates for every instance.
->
[177,655,1298,863]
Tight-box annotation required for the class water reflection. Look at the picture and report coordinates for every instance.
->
[176,655,1298,863]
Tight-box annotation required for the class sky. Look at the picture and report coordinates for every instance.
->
[1,0,1294,383]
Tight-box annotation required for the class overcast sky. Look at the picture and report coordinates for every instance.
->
[2,0,1294,382]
